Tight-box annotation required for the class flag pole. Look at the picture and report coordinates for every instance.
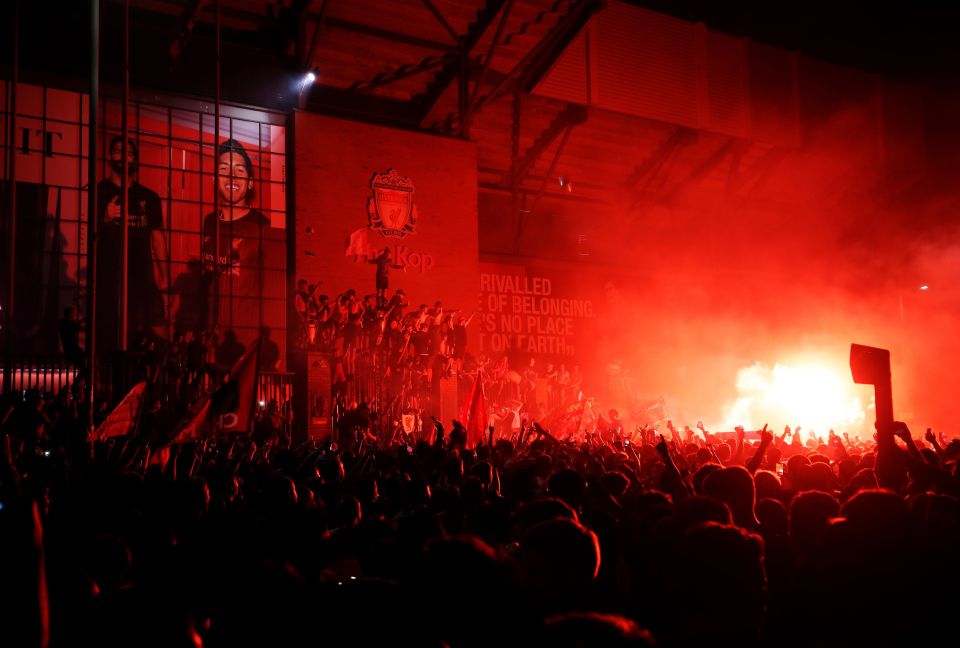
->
[86,0,100,434]
[119,0,129,351]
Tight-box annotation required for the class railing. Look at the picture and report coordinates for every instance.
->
[2,354,296,438]
[0,355,77,394]
[258,371,294,407]
[258,371,295,439]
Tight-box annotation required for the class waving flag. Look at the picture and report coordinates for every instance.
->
[171,337,262,443]
[458,371,487,448]
[95,381,147,439]
[344,227,372,257]
[541,399,588,440]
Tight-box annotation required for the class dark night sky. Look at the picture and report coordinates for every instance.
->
[628,0,960,83]
[5,2,960,87]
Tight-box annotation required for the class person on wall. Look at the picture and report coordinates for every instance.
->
[368,248,405,308]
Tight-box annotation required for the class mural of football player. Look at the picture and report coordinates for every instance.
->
[201,138,269,335]
[96,135,167,351]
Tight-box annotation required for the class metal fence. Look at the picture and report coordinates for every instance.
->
[1,354,295,437]
[0,355,77,394]
[258,371,295,439]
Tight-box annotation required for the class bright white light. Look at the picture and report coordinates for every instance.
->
[304,71,316,85]
[920,284,929,291]
[718,361,867,434]
[258,400,266,407]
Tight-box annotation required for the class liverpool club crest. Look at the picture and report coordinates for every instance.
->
[367,169,417,238]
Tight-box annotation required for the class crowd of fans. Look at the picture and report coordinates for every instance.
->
[294,281,602,444]
[294,282,479,415]
[55,301,289,440]
[8,284,955,646]
[3,366,959,646]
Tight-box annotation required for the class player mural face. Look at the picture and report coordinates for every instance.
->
[108,136,139,177]
[217,150,254,207]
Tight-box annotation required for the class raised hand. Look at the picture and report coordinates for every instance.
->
[655,434,670,456]
[924,428,936,445]
[891,421,912,442]
[831,436,848,458]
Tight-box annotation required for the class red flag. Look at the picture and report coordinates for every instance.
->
[344,227,372,257]
[217,336,262,434]
[458,371,487,448]
[596,414,618,444]
[95,381,147,439]
[171,337,261,443]
[172,395,213,444]
[148,446,171,471]
[542,399,587,440]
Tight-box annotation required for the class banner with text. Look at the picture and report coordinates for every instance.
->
[478,261,597,365]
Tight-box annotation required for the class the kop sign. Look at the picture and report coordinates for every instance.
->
[344,169,435,273]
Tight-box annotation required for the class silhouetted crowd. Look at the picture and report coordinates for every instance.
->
[294,283,476,416]
[294,282,604,444]
[3,376,959,647]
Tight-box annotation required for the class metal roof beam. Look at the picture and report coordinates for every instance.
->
[325,17,454,52]
[350,56,449,93]
[421,0,461,44]
[169,0,210,67]
[416,0,509,121]
[509,103,588,185]
[471,0,603,117]
[621,127,697,190]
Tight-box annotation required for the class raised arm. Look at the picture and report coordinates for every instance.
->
[746,430,773,474]
[656,434,691,500]
[733,426,747,465]
[876,422,909,491]
[829,433,848,459]
[893,424,927,464]
[925,428,945,463]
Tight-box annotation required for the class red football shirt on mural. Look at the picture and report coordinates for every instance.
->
[201,208,269,329]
